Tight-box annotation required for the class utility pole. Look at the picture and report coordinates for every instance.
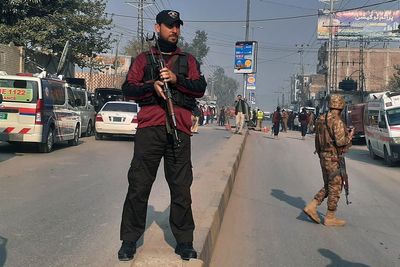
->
[296,44,308,106]
[126,0,154,52]
[113,33,123,87]
[327,0,334,95]
[243,0,250,98]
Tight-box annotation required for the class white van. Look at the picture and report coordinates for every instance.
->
[364,91,400,166]
[0,74,81,152]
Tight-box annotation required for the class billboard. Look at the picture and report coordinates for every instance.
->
[246,74,256,90]
[318,9,400,40]
[234,41,258,74]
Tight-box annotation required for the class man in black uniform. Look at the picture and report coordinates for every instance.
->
[118,10,207,261]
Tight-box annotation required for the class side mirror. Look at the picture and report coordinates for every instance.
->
[378,120,386,128]
[0,94,3,104]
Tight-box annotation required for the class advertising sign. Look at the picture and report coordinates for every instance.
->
[234,41,258,74]
[246,74,256,90]
[249,90,256,105]
[318,9,400,40]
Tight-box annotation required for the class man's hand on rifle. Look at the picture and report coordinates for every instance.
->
[159,67,177,85]
[348,127,355,140]
[154,80,166,100]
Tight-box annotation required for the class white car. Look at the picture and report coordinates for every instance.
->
[95,101,139,140]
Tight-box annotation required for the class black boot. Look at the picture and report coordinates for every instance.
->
[118,241,136,261]
[175,242,197,260]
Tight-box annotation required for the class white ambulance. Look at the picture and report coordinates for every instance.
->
[0,74,81,152]
[364,91,400,166]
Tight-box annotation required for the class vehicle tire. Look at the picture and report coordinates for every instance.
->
[368,142,378,160]
[38,127,54,153]
[95,132,103,140]
[384,146,395,167]
[86,120,93,137]
[68,126,79,146]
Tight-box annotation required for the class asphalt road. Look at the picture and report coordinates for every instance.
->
[0,126,230,267]
[210,130,400,267]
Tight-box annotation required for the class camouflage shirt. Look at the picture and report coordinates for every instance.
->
[315,111,352,156]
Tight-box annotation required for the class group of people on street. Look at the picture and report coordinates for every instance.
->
[271,106,317,139]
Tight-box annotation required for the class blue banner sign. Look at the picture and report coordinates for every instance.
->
[234,41,258,74]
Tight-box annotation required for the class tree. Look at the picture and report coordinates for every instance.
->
[212,67,239,107]
[181,30,209,65]
[0,0,113,68]
[387,65,400,92]
[123,39,144,58]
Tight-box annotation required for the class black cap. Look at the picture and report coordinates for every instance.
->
[156,10,183,26]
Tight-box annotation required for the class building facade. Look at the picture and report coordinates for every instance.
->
[318,44,400,93]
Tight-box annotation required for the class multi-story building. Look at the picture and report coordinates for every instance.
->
[317,44,400,93]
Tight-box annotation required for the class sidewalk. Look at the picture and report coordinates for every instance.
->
[115,129,248,267]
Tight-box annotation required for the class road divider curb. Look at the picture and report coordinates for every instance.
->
[194,131,248,266]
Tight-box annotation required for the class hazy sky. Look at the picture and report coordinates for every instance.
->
[105,0,400,111]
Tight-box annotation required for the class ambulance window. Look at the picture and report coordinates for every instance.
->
[368,110,379,126]
[48,81,66,105]
[0,79,38,103]
[387,108,400,126]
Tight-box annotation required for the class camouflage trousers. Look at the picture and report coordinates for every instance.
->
[314,157,343,211]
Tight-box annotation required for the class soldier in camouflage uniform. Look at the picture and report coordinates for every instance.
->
[303,95,354,226]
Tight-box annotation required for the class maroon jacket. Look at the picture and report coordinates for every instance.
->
[123,47,206,135]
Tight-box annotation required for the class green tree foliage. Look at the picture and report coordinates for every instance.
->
[0,0,113,68]
[388,65,400,92]
[212,67,239,107]
[181,30,209,65]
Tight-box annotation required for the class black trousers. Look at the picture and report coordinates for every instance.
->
[273,122,280,136]
[300,123,307,137]
[120,126,195,243]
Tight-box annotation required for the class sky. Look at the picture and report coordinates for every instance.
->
[105,0,400,111]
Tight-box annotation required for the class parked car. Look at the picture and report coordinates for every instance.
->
[70,87,96,136]
[95,101,139,140]
[0,74,81,152]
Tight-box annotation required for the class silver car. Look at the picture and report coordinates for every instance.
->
[71,87,96,137]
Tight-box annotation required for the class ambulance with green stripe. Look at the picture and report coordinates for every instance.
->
[0,74,81,152]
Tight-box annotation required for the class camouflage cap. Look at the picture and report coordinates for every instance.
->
[329,94,345,110]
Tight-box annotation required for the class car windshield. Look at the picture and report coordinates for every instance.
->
[102,102,138,113]
[387,108,400,126]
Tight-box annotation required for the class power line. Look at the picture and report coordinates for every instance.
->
[258,0,316,11]
[107,0,399,24]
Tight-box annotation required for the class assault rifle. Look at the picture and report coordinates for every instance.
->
[339,157,351,205]
[146,33,181,146]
